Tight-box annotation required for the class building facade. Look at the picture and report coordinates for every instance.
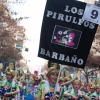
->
[84,0,96,4]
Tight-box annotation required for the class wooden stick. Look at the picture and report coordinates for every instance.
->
[54,64,63,93]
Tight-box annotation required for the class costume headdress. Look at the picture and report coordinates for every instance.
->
[90,83,95,89]
[80,82,84,88]
[95,84,100,89]
[41,74,47,80]
[59,77,64,83]
[21,79,26,84]
[5,68,15,78]
[17,76,20,80]
[72,79,81,85]
[26,69,31,76]
[47,61,60,78]
[64,76,71,82]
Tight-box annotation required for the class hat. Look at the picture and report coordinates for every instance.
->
[41,74,47,80]
[95,84,100,89]
[21,79,26,84]
[59,77,64,82]
[64,76,71,82]
[90,83,95,89]
[5,68,15,77]
[26,72,31,76]
[66,74,72,79]
[72,79,81,85]
[47,61,60,78]
[17,76,20,80]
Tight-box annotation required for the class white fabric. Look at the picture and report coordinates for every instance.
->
[70,88,82,95]
[93,92,96,96]
[55,82,60,91]
[70,88,74,95]
[44,80,60,93]
[2,79,15,87]
[22,95,24,100]
[1,72,3,77]
[45,81,50,93]
[17,93,20,100]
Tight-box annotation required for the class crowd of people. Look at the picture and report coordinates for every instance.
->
[0,61,100,100]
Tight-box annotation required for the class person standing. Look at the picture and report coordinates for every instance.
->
[64,79,90,100]
[35,61,61,100]
[0,68,20,100]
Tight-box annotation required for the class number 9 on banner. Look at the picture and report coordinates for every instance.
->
[82,4,100,24]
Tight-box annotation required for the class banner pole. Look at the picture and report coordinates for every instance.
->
[54,64,63,93]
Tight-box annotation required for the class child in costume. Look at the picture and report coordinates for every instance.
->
[20,79,27,100]
[16,76,22,100]
[90,84,100,100]
[35,61,61,100]
[0,68,20,100]
[59,77,64,86]
[26,70,33,86]
[64,79,90,100]
[62,76,73,91]
[20,78,34,100]
[88,83,96,98]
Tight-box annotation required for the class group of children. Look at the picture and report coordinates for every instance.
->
[0,61,100,100]
[0,62,41,100]
[34,62,100,100]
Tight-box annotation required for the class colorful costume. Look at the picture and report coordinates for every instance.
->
[20,80,27,100]
[35,61,61,100]
[0,68,19,100]
[64,79,90,100]
[90,84,100,100]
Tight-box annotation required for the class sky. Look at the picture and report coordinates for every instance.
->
[21,0,47,73]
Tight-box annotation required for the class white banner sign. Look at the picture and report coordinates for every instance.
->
[82,4,100,24]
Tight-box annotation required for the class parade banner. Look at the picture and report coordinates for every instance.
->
[38,0,98,69]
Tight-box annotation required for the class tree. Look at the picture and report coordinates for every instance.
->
[0,1,26,66]
[74,26,100,83]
